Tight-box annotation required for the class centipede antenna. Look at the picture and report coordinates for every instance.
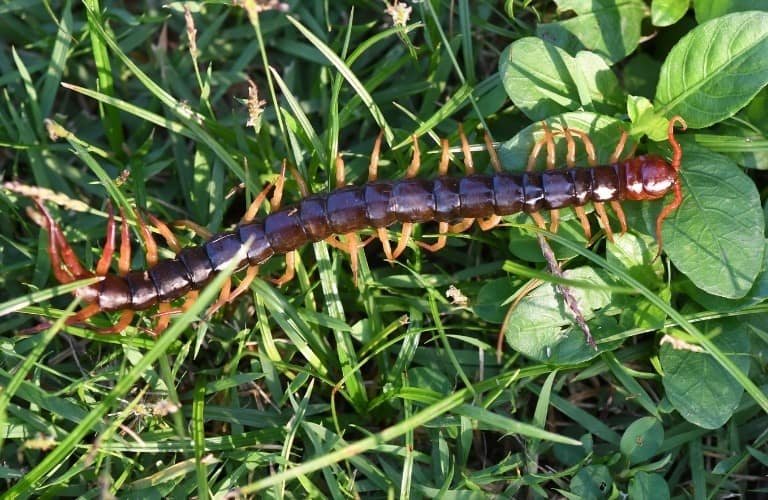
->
[668,116,687,171]
[652,115,688,261]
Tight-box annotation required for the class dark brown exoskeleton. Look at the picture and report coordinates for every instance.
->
[21,116,687,333]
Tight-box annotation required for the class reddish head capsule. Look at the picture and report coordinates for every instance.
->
[622,155,678,201]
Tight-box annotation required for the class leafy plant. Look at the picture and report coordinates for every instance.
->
[1,0,767,498]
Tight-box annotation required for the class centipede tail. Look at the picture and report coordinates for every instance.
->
[20,116,685,332]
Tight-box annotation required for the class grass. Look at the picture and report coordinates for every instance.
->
[1,1,768,498]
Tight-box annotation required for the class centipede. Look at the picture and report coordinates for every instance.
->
[12,116,687,334]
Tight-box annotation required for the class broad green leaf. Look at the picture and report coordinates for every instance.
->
[499,112,635,169]
[606,233,664,288]
[569,464,613,499]
[693,0,768,23]
[498,38,580,121]
[503,266,621,364]
[574,50,625,112]
[655,11,768,128]
[506,216,588,263]
[620,417,664,464]
[651,0,689,27]
[684,241,768,312]
[536,0,646,63]
[474,278,518,324]
[498,38,623,121]
[628,472,670,500]
[623,53,663,99]
[660,319,750,429]
[627,95,669,141]
[645,142,764,299]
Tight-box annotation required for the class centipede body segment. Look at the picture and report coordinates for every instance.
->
[22,116,687,332]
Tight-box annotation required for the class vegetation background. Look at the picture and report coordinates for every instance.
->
[1,0,767,497]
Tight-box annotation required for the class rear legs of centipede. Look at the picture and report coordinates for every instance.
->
[32,201,137,333]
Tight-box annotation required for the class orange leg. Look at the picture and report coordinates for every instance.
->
[567,129,598,166]
[391,222,413,260]
[611,201,628,234]
[453,126,482,233]
[608,129,630,236]
[593,202,614,242]
[102,310,135,334]
[570,128,621,239]
[609,129,629,164]
[33,200,90,283]
[136,211,159,267]
[370,133,394,258]
[418,221,450,253]
[484,130,502,173]
[476,215,501,231]
[368,131,384,181]
[31,200,119,328]
[562,129,592,240]
[526,122,559,232]
[530,211,547,230]
[417,138,453,253]
[459,124,504,232]
[458,124,475,175]
[95,204,117,276]
[173,219,213,240]
[271,251,295,287]
[325,154,366,279]
[391,135,424,260]
[118,208,131,276]
[449,218,474,233]
[573,206,592,240]
[261,163,297,287]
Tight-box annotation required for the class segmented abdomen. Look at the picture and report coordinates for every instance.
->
[96,161,651,312]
